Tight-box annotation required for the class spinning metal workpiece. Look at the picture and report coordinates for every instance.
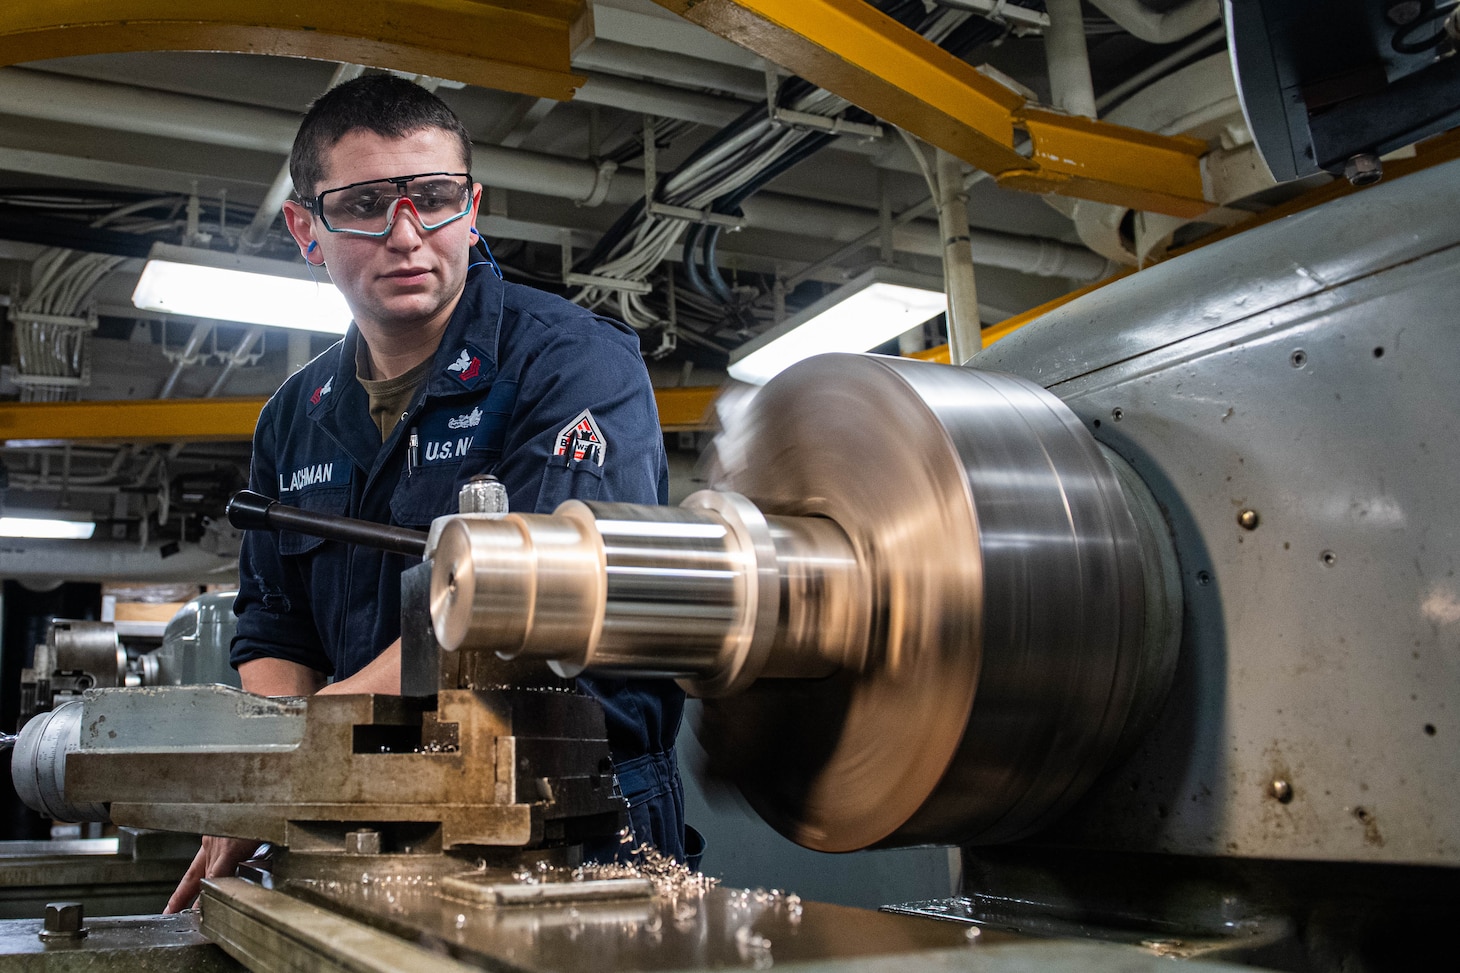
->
[430,355,1181,851]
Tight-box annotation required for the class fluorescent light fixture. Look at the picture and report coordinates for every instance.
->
[0,510,96,539]
[132,243,353,334]
[728,268,946,385]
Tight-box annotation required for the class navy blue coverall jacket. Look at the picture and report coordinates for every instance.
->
[231,264,686,859]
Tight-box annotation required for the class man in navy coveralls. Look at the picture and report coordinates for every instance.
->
[167,75,685,911]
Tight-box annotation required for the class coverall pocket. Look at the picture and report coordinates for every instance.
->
[389,465,460,530]
[535,461,605,511]
[277,488,349,556]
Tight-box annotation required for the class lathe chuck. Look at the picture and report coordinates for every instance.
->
[699,355,1180,850]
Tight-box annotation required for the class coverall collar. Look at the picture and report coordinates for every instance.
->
[306,263,506,477]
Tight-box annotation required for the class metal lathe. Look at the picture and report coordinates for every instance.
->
[3,157,1458,973]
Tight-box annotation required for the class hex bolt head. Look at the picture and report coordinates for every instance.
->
[1269,779,1294,804]
[1237,509,1260,531]
[39,901,87,942]
[1343,153,1383,187]
[344,828,382,855]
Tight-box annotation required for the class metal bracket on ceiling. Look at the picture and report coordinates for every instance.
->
[641,116,746,230]
[647,272,678,360]
[763,62,885,142]
[933,0,1049,33]
[559,232,653,295]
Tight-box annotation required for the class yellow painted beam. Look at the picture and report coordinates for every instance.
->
[0,387,720,445]
[0,398,267,445]
[656,385,720,432]
[911,126,1460,355]
[0,1,592,100]
[1004,109,1210,219]
[658,0,1031,177]
[656,0,1211,218]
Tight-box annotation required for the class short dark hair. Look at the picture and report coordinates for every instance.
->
[289,74,473,199]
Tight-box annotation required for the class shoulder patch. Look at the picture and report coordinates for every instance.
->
[553,409,606,467]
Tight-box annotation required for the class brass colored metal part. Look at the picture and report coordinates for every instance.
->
[655,0,1213,217]
[0,1,591,99]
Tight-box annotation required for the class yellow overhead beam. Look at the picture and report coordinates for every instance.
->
[0,388,721,444]
[0,1,592,100]
[655,0,1212,218]
[655,386,720,433]
[0,398,267,445]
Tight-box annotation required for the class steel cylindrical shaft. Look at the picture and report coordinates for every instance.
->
[429,491,868,696]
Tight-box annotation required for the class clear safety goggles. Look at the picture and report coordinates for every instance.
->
[310,172,473,237]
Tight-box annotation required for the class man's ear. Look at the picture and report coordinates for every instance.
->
[282,199,317,258]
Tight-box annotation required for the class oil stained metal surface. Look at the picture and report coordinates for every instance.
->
[0,911,239,971]
[204,870,988,973]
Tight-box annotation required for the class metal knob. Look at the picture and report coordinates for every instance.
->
[458,474,508,517]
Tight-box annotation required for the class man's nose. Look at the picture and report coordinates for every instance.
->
[384,197,425,246]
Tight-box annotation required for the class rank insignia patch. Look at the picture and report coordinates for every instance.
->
[446,346,490,388]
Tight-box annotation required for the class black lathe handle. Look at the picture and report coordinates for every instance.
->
[226,490,428,558]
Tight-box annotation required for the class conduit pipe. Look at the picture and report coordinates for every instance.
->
[936,149,981,363]
[155,322,212,400]
[1087,0,1222,45]
[1044,0,1097,119]
[0,541,235,584]
[0,67,1108,280]
[237,63,364,253]
[737,195,1112,279]
[574,39,765,100]
[574,72,747,127]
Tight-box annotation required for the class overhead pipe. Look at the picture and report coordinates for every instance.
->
[1087,0,1222,45]
[936,149,981,364]
[1044,0,1098,119]
[237,63,364,254]
[573,72,747,127]
[737,195,1112,279]
[1095,23,1227,112]
[155,322,212,399]
[0,540,236,584]
[0,68,623,201]
[0,67,1108,280]
[161,324,268,465]
[205,326,265,398]
[573,39,765,100]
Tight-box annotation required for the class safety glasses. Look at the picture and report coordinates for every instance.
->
[310,172,473,237]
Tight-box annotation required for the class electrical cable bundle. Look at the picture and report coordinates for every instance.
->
[567,1,1008,340]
